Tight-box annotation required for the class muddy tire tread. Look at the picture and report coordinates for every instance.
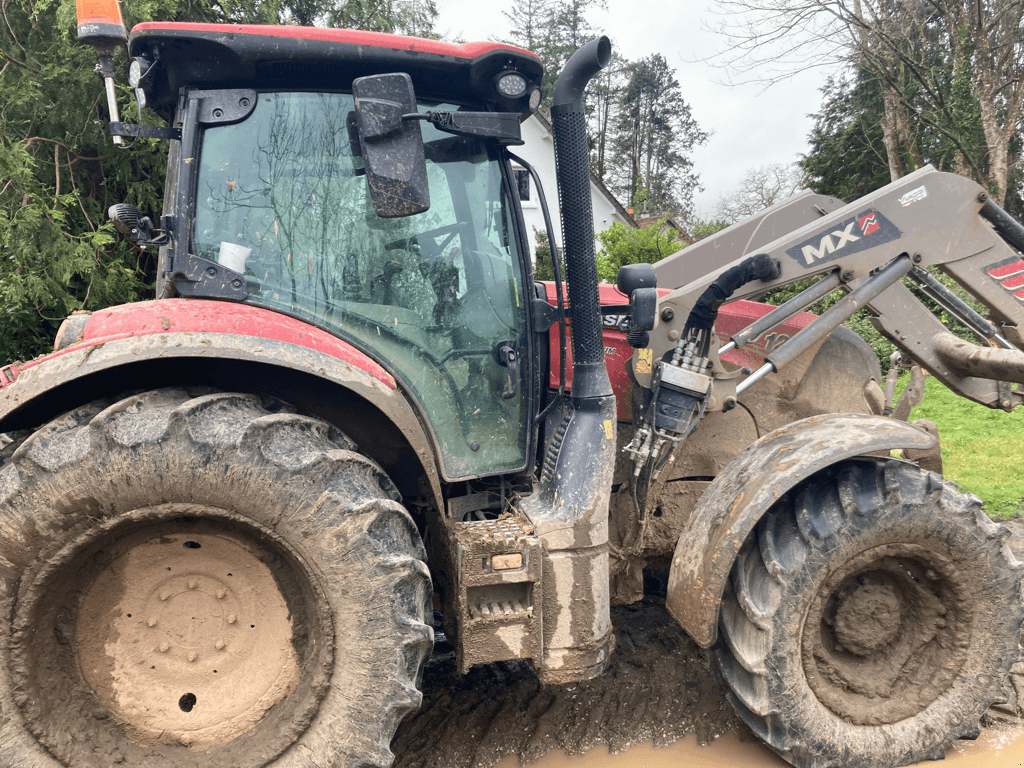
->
[716,459,1024,768]
[0,388,432,768]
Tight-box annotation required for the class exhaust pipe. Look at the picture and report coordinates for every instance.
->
[523,36,616,685]
[551,35,613,400]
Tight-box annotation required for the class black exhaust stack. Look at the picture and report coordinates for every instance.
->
[524,37,616,685]
[551,35,613,400]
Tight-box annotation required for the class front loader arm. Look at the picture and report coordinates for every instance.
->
[640,167,1024,413]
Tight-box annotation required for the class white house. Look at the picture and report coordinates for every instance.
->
[510,111,635,262]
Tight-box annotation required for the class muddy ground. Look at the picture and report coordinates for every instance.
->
[392,520,1024,768]
[392,596,739,768]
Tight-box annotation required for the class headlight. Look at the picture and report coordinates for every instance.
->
[128,56,152,88]
[496,72,528,99]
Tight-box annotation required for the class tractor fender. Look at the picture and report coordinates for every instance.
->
[665,412,936,648]
[0,299,443,507]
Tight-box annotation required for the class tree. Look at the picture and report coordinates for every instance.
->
[607,54,707,215]
[285,0,437,33]
[500,0,706,214]
[586,51,627,183]
[542,0,606,100]
[690,219,729,242]
[710,0,1024,206]
[502,0,551,51]
[531,229,563,281]
[716,162,804,223]
[502,0,606,109]
[801,64,1024,215]
[0,0,436,368]
[594,220,684,282]
[800,68,894,202]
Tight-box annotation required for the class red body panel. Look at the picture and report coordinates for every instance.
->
[0,299,395,391]
[131,22,538,60]
[544,283,816,421]
[3,292,812,424]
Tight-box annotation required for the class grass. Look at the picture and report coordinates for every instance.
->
[899,374,1024,518]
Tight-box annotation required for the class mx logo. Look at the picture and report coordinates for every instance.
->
[786,209,901,267]
[859,212,880,236]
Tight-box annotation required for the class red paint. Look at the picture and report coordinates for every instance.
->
[131,22,538,60]
[858,212,880,236]
[4,300,394,390]
[1001,274,1024,290]
[989,260,1024,279]
[542,283,816,421]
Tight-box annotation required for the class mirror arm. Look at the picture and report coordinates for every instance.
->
[406,111,523,145]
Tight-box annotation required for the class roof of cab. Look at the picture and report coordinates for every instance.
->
[129,23,543,113]
[132,23,535,58]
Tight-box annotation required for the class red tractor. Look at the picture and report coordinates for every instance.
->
[0,3,1022,767]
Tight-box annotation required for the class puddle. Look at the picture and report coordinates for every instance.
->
[395,596,1024,768]
[942,726,1024,764]
[494,731,788,767]
[494,727,1024,768]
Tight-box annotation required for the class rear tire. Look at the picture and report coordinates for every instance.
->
[717,458,1023,768]
[0,389,433,767]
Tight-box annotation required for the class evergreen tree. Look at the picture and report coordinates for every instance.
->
[586,51,626,183]
[501,0,551,51]
[607,54,706,215]
[801,65,1021,215]
[500,0,604,108]
[0,0,436,367]
[800,69,892,203]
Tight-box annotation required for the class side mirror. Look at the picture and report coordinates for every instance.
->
[616,263,656,295]
[616,263,658,347]
[353,73,430,218]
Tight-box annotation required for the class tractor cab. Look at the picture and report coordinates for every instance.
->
[129,24,545,481]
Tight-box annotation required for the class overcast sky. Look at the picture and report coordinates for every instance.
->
[433,0,838,220]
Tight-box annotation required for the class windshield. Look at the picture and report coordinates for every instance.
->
[194,91,529,479]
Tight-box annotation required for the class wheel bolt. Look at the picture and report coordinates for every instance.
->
[188,579,198,589]
[160,591,170,601]
[227,614,237,624]
[147,617,158,627]
[159,642,169,653]
[215,640,226,650]
[188,652,198,662]
[216,589,226,599]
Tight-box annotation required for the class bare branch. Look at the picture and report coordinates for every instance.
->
[704,0,1024,201]
[23,137,101,165]
[2,53,41,76]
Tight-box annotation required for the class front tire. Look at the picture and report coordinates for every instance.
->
[0,389,433,767]
[717,458,1023,768]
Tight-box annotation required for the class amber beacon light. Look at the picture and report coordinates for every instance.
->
[76,0,127,144]
[76,0,127,42]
